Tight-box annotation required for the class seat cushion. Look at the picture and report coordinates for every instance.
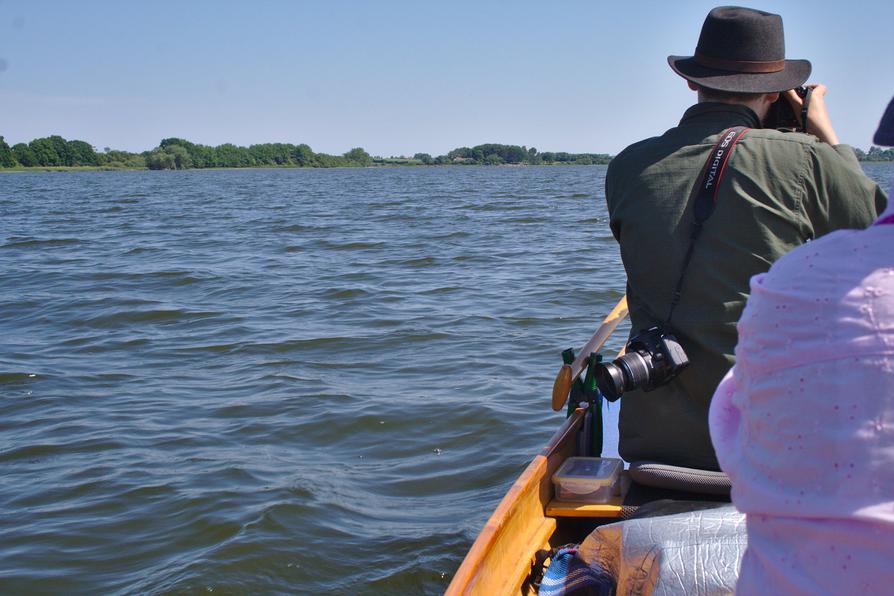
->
[629,461,731,496]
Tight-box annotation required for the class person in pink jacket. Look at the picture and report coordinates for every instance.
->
[710,96,894,594]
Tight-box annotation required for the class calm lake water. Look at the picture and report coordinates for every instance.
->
[1,163,891,594]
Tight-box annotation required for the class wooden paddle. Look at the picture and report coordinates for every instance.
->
[551,295,629,411]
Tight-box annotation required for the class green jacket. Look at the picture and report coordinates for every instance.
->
[605,102,887,470]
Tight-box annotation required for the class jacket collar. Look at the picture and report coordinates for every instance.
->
[679,102,762,129]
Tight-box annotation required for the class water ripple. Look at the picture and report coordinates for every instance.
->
[3,164,887,593]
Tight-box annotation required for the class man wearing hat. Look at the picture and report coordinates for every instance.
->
[605,6,887,471]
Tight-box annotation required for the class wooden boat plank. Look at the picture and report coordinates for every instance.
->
[446,410,585,595]
[545,500,624,518]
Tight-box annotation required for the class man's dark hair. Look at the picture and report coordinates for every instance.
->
[697,86,766,103]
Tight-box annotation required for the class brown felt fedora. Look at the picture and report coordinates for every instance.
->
[668,6,811,93]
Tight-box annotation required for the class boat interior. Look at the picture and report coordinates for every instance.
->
[446,336,746,596]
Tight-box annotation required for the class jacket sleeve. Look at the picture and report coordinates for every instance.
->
[802,143,888,238]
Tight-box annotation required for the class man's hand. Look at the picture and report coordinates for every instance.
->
[785,84,840,145]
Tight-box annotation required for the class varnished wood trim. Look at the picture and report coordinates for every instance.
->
[445,410,585,595]
[545,500,624,518]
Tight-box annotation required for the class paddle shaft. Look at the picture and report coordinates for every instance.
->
[551,295,628,411]
[571,295,628,379]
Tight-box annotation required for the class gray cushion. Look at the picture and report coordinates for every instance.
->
[629,461,731,496]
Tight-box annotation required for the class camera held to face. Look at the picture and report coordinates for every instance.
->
[763,86,810,132]
[594,326,690,402]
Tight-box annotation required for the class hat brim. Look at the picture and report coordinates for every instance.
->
[668,55,811,93]
[873,97,894,147]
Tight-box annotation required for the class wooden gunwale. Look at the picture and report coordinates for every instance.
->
[449,298,630,594]
[445,409,585,595]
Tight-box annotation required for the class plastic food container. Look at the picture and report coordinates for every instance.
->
[552,457,623,502]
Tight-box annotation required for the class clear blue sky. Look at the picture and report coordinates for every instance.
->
[1,0,891,156]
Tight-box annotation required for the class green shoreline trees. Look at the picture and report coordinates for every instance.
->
[855,147,894,162]
[2,134,892,170]
[0,135,612,170]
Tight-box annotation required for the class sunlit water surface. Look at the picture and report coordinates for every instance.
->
[0,163,890,593]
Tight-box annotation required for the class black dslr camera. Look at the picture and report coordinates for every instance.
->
[594,326,690,401]
[763,86,811,132]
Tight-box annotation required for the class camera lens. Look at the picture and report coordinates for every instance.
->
[618,351,651,390]
[595,362,626,401]
[595,352,651,401]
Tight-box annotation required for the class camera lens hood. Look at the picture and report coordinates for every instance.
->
[595,363,626,402]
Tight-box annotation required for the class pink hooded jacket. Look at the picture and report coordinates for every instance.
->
[709,172,894,594]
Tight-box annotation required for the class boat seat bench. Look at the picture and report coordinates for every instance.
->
[546,469,732,520]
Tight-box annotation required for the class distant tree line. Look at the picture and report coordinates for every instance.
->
[855,146,894,162]
[442,144,612,165]
[0,135,109,168]
[144,138,374,170]
[0,136,611,169]
[2,134,892,170]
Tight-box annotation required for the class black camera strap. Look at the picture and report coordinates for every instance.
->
[665,126,749,325]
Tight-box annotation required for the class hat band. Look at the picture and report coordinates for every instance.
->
[694,51,785,74]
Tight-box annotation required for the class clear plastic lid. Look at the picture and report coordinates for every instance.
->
[553,457,623,487]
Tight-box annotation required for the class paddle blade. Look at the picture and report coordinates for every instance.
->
[552,364,572,411]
